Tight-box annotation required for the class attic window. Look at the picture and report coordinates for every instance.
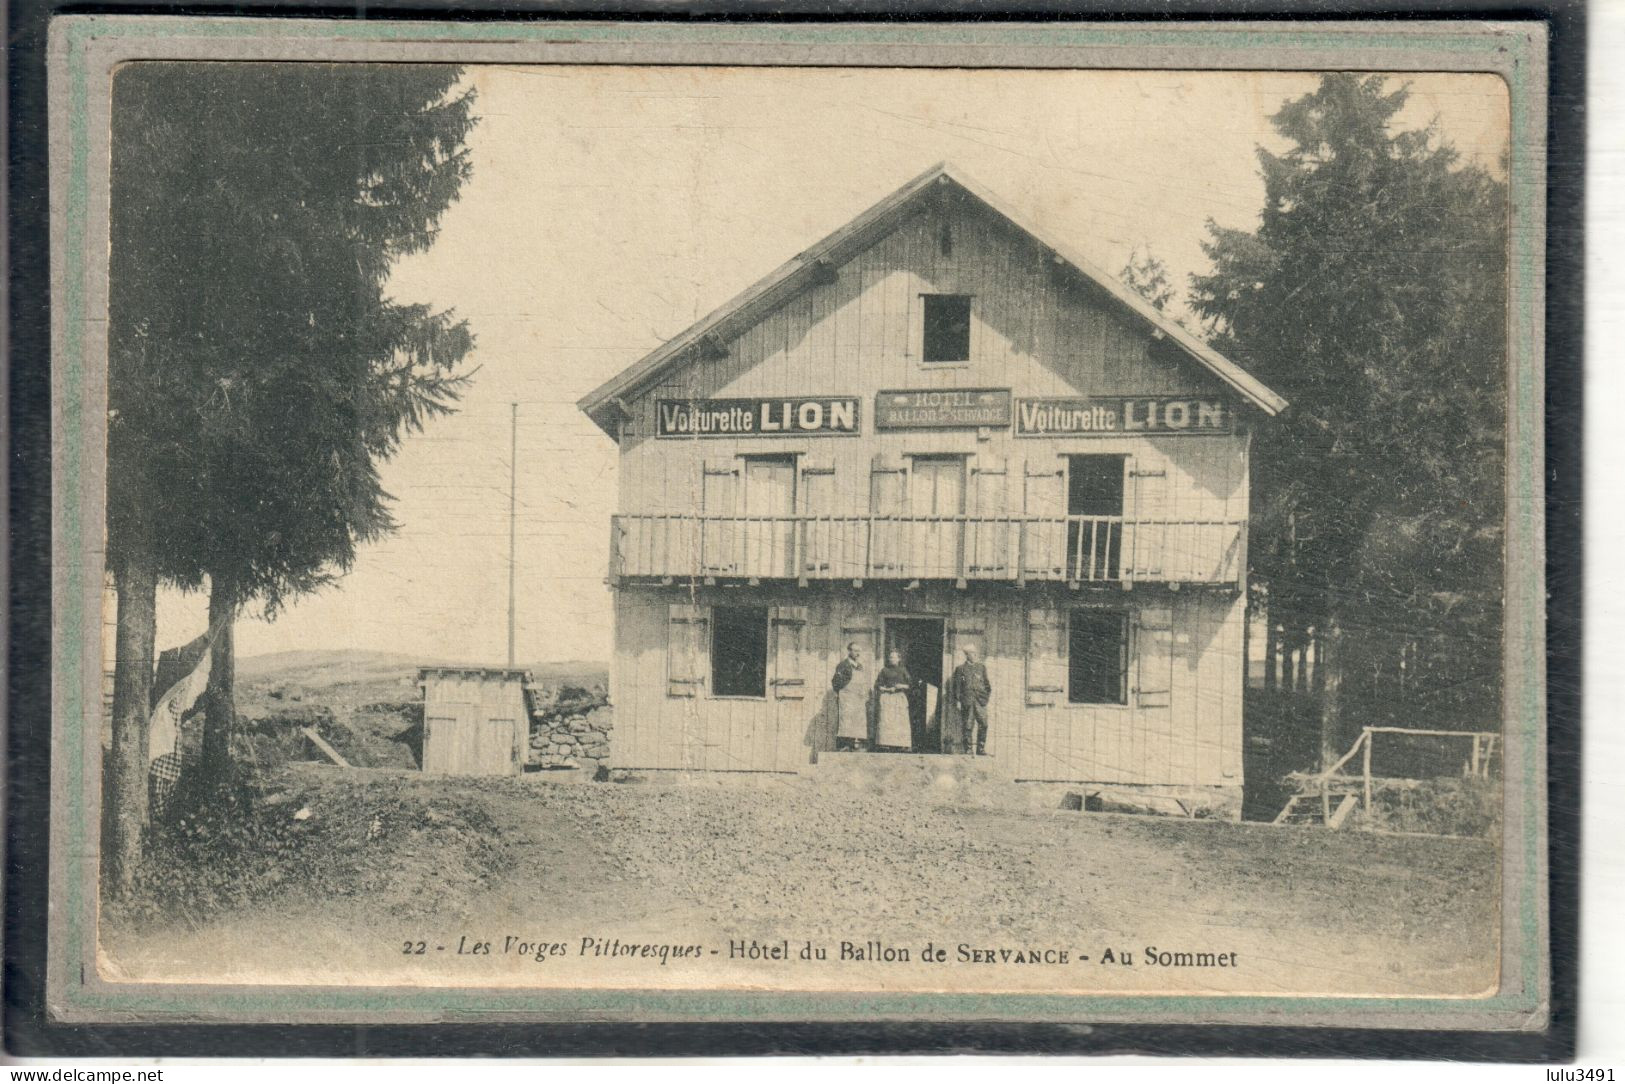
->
[922,294,971,363]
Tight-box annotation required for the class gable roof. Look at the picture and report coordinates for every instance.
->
[578,163,1286,436]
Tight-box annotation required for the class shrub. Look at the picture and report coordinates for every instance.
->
[1362,776,1501,839]
[112,772,505,928]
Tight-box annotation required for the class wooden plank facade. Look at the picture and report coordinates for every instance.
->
[579,165,1283,811]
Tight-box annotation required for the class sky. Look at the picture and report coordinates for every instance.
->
[153,66,1509,664]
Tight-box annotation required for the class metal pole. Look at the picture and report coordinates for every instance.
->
[508,401,517,669]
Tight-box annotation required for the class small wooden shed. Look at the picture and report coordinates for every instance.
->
[418,666,533,776]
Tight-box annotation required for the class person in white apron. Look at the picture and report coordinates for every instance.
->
[874,649,913,752]
[831,642,871,751]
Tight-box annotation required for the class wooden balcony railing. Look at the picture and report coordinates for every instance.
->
[609,513,1245,586]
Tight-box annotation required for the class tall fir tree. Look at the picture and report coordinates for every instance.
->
[105,64,477,889]
[1188,74,1507,762]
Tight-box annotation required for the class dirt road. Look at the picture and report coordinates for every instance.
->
[101,767,1499,996]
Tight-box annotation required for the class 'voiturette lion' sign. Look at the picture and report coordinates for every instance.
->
[656,397,861,437]
[1015,397,1234,436]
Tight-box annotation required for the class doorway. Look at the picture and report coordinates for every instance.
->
[1067,454,1125,580]
[883,616,946,753]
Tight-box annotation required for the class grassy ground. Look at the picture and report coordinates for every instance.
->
[100,765,1500,996]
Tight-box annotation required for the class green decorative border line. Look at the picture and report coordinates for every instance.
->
[49,15,1548,1027]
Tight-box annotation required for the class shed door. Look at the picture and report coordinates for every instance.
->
[424,702,517,775]
[477,717,519,776]
[423,701,475,773]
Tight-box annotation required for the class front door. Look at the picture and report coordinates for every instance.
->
[883,616,946,752]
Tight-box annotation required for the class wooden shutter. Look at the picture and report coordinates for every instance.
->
[869,454,908,573]
[1025,607,1065,706]
[1135,604,1173,710]
[968,454,1011,574]
[1125,454,1169,581]
[799,457,836,574]
[1022,459,1066,578]
[701,458,740,574]
[771,605,809,699]
[666,603,709,698]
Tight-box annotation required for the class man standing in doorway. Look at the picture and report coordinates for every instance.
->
[947,643,992,756]
[832,641,871,751]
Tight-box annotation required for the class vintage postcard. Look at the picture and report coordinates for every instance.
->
[46,18,1548,1031]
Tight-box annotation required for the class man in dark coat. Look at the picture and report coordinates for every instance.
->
[946,643,992,755]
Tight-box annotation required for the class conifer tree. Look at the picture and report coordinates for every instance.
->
[106,64,478,888]
[1188,74,1507,761]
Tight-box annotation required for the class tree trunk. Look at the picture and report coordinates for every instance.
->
[1311,630,1326,696]
[198,576,237,788]
[1241,595,1252,694]
[106,553,158,896]
[1264,621,1278,692]
[1319,616,1345,771]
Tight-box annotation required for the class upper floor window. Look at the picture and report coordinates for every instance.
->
[922,294,972,363]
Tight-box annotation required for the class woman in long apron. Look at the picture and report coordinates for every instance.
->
[874,649,914,752]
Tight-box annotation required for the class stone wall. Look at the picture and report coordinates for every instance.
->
[528,701,613,770]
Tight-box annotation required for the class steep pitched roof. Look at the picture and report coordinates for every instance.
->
[578,163,1286,436]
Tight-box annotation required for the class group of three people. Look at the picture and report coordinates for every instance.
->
[830,640,992,755]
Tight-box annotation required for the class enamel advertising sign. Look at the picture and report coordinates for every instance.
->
[1015,397,1234,436]
[655,397,861,437]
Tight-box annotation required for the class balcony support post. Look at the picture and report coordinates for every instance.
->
[1016,520,1027,588]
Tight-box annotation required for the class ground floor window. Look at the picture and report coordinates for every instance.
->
[712,605,769,698]
[1069,610,1129,704]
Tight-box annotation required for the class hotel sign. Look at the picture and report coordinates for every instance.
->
[874,388,1013,430]
[655,397,860,438]
[1015,397,1234,436]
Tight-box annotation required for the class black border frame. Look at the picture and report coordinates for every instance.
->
[4,0,1583,1060]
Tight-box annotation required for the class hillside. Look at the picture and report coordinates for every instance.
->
[230,649,608,772]
[239,649,606,691]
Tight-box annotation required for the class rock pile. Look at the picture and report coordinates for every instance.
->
[528,691,613,770]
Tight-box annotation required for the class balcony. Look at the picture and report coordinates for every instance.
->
[609,514,1245,587]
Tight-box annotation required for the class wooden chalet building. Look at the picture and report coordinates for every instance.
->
[578,164,1286,816]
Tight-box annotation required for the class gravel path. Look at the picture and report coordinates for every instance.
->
[101,768,1500,995]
